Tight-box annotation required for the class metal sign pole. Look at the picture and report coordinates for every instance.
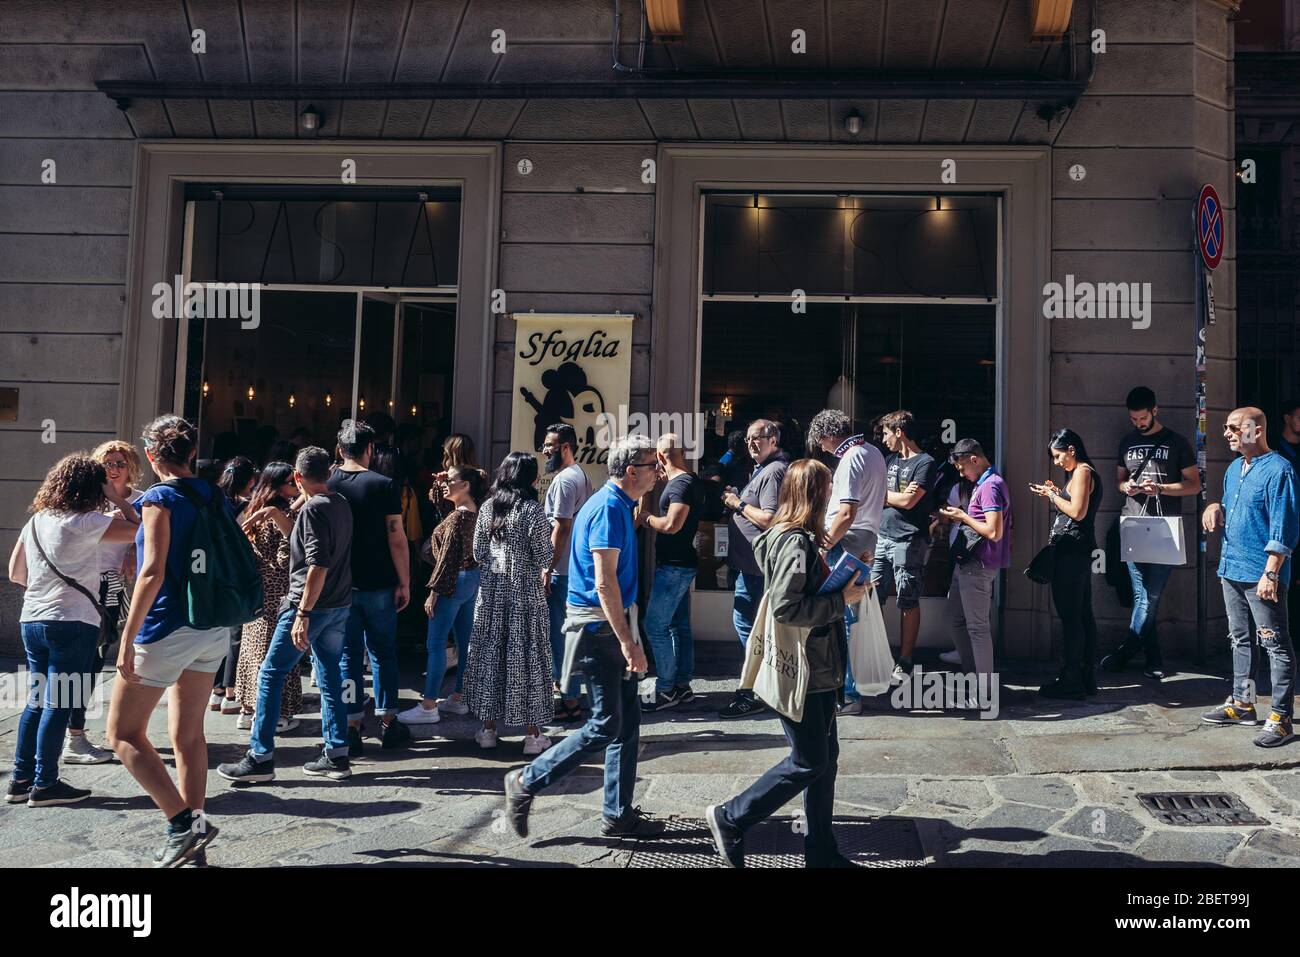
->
[1195,243,1208,665]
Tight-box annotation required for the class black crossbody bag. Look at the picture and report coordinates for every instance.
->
[29,526,122,655]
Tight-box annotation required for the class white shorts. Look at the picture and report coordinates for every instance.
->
[133,626,229,688]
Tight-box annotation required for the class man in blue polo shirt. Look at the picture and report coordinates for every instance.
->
[504,435,668,839]
[1201,407,1299,748]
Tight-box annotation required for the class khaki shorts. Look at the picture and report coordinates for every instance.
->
[133,626,230,688]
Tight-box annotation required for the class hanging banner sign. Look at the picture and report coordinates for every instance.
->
[510,313,635,494]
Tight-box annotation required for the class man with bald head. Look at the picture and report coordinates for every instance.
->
[1201,407,1300,747]
[640,433,702,710]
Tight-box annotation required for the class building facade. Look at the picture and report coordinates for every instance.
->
[0,0,1242,659]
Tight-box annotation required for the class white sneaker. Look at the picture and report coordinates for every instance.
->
[475,727,499,749]
[439,696,469,716]
[837,698,866,716]
[396,703,441,725]
[235,712,253,731]
[208,692,224,712]
[939,650,963,666]
[276,717,300,734]
[522,732,551,756]
[62,734,113,765]
[219,697,242,715]
[889,664,908,687]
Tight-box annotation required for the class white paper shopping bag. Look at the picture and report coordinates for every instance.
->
[1119,515,1187,566]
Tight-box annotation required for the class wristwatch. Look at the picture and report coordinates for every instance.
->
[1265,571,1280,583]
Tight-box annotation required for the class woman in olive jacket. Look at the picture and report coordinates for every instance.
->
[706,458,869,868]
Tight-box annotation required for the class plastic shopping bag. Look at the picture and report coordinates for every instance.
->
[848,585,894,698]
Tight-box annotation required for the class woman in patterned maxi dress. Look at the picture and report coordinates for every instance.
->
[463,452,555,755]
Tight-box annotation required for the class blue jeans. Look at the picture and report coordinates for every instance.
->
[425,569,479,700]
[1223,579,1295,720]
[547,574,582,699]
[644,564,696,693]
[15,621,97,788]
[251,605,351,760]
[521,621,640,820]
[342,588,400,719]
[732,571,765,648]
[1114,562,1175,667]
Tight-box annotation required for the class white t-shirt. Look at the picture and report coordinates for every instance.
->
[544,463,593,574]
[825,442,886,556]
[19,510,114,625]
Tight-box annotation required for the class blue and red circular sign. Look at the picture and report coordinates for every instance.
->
[1197,184,1224,270]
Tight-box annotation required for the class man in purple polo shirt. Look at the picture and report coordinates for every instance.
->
[938,439,1012,704]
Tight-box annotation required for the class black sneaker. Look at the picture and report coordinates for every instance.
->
[1143,667,1167,681]
[503,768,534,838]
[380,718,412,750]
[347,725,365,758]
[705,804,744,868]
[6,779,32,804]
[601,806,666,839]
[674,684,695,704]
[1037,678,1087,701]
[718,693,767,719]
[641,688,681,712]
[155,823,219,868]
[26,779,91,807]
[216,750,275,784]
[303,750,352,780]
[1099,652,1131,674]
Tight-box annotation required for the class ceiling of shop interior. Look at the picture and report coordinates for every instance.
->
[2,0,1094,143]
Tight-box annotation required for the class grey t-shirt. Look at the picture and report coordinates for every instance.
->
[727,452,790,576]
[544,463,592,574]
[283,491,354,614]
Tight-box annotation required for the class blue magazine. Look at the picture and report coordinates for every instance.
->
[817,552,872,595]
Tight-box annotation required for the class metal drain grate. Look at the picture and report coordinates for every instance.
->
[1137,792,1268,827]
[626,816,928,868]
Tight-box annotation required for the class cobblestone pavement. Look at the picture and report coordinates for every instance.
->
[2,651,1299,868]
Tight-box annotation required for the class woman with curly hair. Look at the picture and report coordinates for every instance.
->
[106,414,231,867]
[7,453,140,807]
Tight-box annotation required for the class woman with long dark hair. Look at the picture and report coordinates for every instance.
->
[462,452,555,754]
[233,461,303,732]
[706,458,868,868]
[7,453,141,806]
[1030,428,1104,700]
[429,433,484,522]
[397,466,488,725]
[211,456,259,713]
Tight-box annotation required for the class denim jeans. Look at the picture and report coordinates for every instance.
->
[721,689,840,864]
[1112,561,1175,667]
[250,605,351,760]
[14,621,97,788]
[547,574,582,699]
[425,569,479,700]
[644,564,695,693]
[342,588,400,719]
[732,572,765,648]
[1222,579,1295,720]
[521,621,640,820]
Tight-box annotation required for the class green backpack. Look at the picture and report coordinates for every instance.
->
[162,480,264,629]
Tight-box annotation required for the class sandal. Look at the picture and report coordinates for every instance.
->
[553,700,585,723]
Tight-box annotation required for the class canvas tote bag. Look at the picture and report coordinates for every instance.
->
[739,590,811,721]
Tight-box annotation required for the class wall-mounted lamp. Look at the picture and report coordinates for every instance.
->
[300,105,321,133]
[410,404,417,417]
[202,380,209,398]
[247,384,255,401]
[358,395,366,412]
[288,392,296,408]
[645,0,684,39]
[844,110,863,136]
[325,391,332,408]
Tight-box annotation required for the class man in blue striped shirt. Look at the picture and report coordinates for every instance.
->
[1201,407,1300,747]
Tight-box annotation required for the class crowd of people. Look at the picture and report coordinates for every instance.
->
[6,388,1298,868]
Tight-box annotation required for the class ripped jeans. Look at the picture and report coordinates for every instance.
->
[1222,578,1294,720]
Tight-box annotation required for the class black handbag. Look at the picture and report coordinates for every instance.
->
[1024,542,1057,584]
[949,525,985,565]
[30,526,121,654]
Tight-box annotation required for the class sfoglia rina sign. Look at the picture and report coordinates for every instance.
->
[49,887,152,937]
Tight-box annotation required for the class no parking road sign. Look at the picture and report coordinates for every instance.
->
[1197,184,1224,270]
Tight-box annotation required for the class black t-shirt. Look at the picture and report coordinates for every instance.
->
[879,451,937,540]
[326,468,402,590]
[655,472,701,568]
[1117,427,1196,516]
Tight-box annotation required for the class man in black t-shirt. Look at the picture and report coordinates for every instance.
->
[641,434,701,711]
[1101,387,1201,679]
[327,420,412,753]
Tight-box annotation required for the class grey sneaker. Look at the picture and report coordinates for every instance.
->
[1201,698,1259,726]
[504,768,534,838]
[303,750,352,780]
[1253,712,1294,748]
[62,734,113,765]
[155,824,219,868]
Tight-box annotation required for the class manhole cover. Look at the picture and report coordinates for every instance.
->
[626,816,928,868]
[1137,792,1268,827]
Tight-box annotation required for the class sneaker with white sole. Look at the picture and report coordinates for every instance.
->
[275,717,300,734]
[889,663,908,687]
[27,779,92,807]
[439,696,470,716]
[219,697,242,715]
[208,692,224,712]
[475,726,499,749]
[235,712,253,731]
[522,732,551,756]
[62,734,113,765]
[939,649,963,666]
[396,703,441,725]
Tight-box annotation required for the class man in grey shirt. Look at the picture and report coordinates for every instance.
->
[219,446,356,784]
[542,423,593,720]
[718,419,790,718]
